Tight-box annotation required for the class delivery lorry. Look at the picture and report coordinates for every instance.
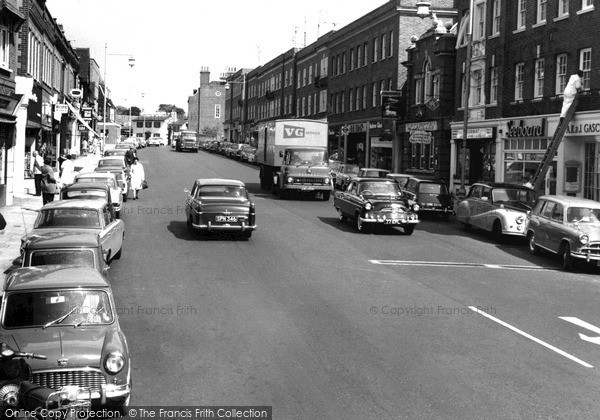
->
[176,130,199,152]
[257,119,333,200]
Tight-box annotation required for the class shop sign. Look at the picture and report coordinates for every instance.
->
[566,120,600,136]
[506,118,545,138]
[348,123,366,133]
[81,107,93,120]
[406,121,437,132]
[369,121,383,129]
[409,131,432,144]
[452,127,493,139]
[54,104,68,114]
[77,123,86,131]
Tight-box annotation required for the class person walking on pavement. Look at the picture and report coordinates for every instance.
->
[129,157,145,200]
[32,150,44,196]
[60,154,76,186]
[125,144,136,167]
[560,70,584,124]
[41,157,58,205]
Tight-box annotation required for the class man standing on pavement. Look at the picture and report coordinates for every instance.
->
[32,150,43,196]
[60,154,76,186]
[41,157,58,205]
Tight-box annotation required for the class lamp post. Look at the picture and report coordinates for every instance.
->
[417,1,473,196]
[128,57,135,138]
[103,45,134,145]
[141,92,146,141]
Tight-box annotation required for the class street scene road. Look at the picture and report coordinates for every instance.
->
[111,147,600,418]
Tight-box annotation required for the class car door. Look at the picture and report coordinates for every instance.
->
[546,203,565,254]
[464,185,483,227]
[478,186,494,231]
[336,181,353,216]
[345,181,361,217]
[536,201,556,251]
[100,205,122,257]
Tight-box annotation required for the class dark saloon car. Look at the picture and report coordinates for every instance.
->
[1,266,131,412]
[184,179,257,238]
[333,178,419,234]
[403,177,453,220]
[21,232,109,276]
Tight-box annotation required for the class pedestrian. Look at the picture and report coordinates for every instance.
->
[32,150,44,196]
[60,154,76,186]
[41,157,58,205]
[81,139,88,156]
[58,148,68,175]
[129,157,145,200]
[125,144,136,167]
[560,70,584,124]
[40,141,47,158]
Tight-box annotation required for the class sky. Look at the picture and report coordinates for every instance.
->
[46,0,388,114]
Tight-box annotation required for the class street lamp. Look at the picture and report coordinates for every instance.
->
[128,56,135,138]
[416,1,473,196]
[141,92,146,141]
[102,44,134,147]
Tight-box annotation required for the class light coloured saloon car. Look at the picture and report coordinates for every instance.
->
[456,182,536,241]
[526,195,600,271]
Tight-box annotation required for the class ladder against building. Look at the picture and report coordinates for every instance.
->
[531,94,579,192]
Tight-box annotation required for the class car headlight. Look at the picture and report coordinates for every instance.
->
[412,204,420,212]
[324,178,330,184]
[515,216,525,224]
[287,177,294,183]
[104,351,125,374]
[365,203,372,210]
[580,234,590,245]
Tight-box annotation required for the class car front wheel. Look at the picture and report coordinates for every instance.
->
[356,215,369,233]
[560,242,574,271]
[528,232,539,255]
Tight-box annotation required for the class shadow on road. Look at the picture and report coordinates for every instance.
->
[318,216,408,236]
[166,220,251,242]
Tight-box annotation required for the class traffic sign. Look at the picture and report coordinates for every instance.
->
[54,104,68,114]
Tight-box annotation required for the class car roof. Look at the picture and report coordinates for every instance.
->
[22,232,101,249]
[40,198,107,211]
[195,178,246,187]
[387,173,411,177]
[76,172,117,179]
[407,177,446,184]
[4,266,109,291]
[538,195,600,207]
[99,157,125,162]
[359,167,389,171]
[353,177,397,183]
[62,182,110,191]
[471,182,532,190]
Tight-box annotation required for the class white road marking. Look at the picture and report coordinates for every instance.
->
[560,317,600,346]
[469,306,593,368]
[370,260,558,271]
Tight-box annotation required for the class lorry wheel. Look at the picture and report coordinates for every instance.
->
[322,191,331,201]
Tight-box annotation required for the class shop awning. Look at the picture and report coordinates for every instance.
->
[66,101,100,137]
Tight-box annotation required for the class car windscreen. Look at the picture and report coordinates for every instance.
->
[98,159,123,167]
[3,290,113,328]
[197,185,247,198]
[29,249,96,268]
[492,188,536,208]
[343,166,359,174]
[63,189,107,199]
[358,182,401,196]
[418,183,447,195]
[76,177,117,189]
[566,207,600,223]
[288,150,328,165]
[35,209,100,228]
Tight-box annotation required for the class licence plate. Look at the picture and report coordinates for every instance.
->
[384,220,400,224]
[215,215,237,222]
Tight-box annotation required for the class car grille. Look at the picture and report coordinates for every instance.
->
[31,369,107,393]
[582,242,600,256]
[292,177,325,185]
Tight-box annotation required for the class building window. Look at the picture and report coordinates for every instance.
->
[474,2,486,40]
[534,59,545,97]
[355,87,360,110]
[381,34,386,60]
[308,66,313,84]
[389,30,394,58]
[136,122,143,128]
[372,82,378,107]
[515,63,524,100]
[580,48,592,90]
[303,68,307,87]
[388,78,393,91]
[363,43,368,66]
[415,78,423,104]
[0,28,9,69]
[432,75,440,99]
[357,45,362,67]
[297,71,301,88]
[472,69,484,105]
[492,0,501,34]
[362,85,367,109]
[320,91,327,113]
[379,80,385,102]
[517,0,527,29]
[342,52,346,73]
[350,49,355,71]
[373,37,379,63]
[558,0,569,16]
[537,0,547,23]
[582,0,593,10]
[215,105,221,119]
[423,61,432,100]
[349,88,354,111]
[556,54,568,94]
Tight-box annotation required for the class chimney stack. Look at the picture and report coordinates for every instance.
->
[199,66,210,87]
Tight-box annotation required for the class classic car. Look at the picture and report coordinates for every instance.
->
[240,145,257,163]
[386,173,411,189]
[456,182,536,240]
[356,168,391,179]
[334,164,359,190]
[96,157,127,171]
[403,177,453,220]
[93,167,129,202]
[115,141,135,150]
[104,148,128,158]
[147,137,164,146]
[1,266,131,412]
[184,178,257,238]
[333,178,420,234]
[20,232,109,276]
[74,172,123,207]
[60,181,122,218]
[526,195,600,271]
[24,199,124,262]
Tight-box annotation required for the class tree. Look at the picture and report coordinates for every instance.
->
[201,126,218,138]
[158,104,186,120]
[115,106,141,116]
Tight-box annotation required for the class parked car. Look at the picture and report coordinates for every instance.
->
[403,177,453,220]
[356,168,391,179]
[60,181,122,218]
[139,138,147,148]
[240,145,256,162]
[1,266,131,412]
[526,195,600,271]
[115,142,134,150]
[333,178,420,234]
[456,182,536,240]
[23,198,124,262]
[74,172,123,208]
[335,164,359,190]
[93,168,129,202]
[97,157,127,171]
[184,179,257,238]
[386,173,411,189]
[104,148,128,158]
[20,232,109,275]
[230,144,246,160]
[147,137,164,146]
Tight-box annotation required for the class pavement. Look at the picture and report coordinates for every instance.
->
[0,153,101,274]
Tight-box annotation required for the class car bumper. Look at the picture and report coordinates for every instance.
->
[95,383,131,403]
[282,185,332,192]
[571,250,600,262]
[418,207,454,214]
[192,221,257,232]
[359,216,420,226]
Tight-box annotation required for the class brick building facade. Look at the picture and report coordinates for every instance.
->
[188,67,227,139]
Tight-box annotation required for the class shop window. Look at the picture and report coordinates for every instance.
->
[580,48,592,90]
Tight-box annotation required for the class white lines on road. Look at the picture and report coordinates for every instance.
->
[469,306,593,368]
[370,260,558,271]
[560,317,600,346]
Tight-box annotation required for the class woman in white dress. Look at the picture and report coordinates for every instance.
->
[129,157,145,200]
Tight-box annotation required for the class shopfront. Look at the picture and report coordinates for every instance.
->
[330,122,367,166]
[450,125,496,193]
[368,120,393,170]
